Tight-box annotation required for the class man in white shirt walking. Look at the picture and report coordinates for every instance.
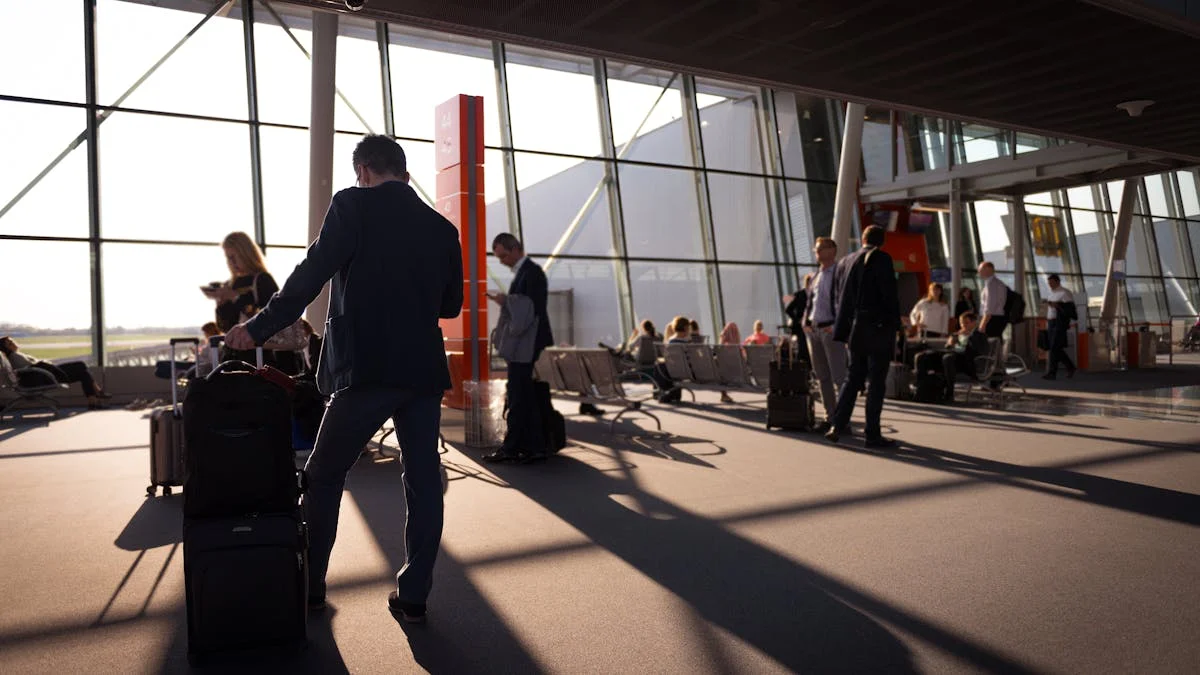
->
[1043,274,1077,380]
[978,261,1009,341]
[805,237,846,433]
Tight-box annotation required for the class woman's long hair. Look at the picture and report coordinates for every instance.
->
[926,282,947,304]
[222,231,268,278]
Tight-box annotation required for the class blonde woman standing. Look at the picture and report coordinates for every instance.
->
[909,282,951,337]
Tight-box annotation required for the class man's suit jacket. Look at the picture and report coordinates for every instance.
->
[508,258,554,360]
[247,181,464,395]
[832,246,901,347]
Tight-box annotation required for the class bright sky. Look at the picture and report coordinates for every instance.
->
[0,0,728,331]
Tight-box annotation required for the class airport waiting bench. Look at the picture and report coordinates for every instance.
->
[657,343,777,400]
[534,348,662,433]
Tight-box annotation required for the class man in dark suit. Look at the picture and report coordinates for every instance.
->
[825,225,901,448]
[484,233,554,463]
[225,135,463,623]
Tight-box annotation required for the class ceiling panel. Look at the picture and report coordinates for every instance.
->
[295,0,1200,162]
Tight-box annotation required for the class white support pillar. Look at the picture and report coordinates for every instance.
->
[1100,179,1138,323]
[830,101,866,255]
[306,10,337,328]
[1011,195,1028,299]
[949,179,963,306]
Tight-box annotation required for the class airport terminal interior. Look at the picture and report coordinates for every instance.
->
[2,0,1199,672]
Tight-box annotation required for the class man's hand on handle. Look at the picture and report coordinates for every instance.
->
[487,292,507,306]
[225,324,254,350]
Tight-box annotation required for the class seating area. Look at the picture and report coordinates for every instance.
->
[0,352,68,420]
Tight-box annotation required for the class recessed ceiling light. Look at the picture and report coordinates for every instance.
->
[1116,100,1155,117]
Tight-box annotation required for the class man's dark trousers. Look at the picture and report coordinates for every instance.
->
[983,316,1009,386]
[1047,318,1075,375]
[503,358,545,455]
[831,343,891,439]
[303,386,444,605]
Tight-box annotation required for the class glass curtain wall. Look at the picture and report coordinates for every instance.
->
[0,0,839,365]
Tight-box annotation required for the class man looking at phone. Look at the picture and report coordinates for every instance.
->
[484,234,554,463]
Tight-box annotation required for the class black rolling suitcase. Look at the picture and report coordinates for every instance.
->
[183,511,308,665]
[182,346,301,519]
[183,344,308,665]
[535,380,567,454]
[766,359,815,432]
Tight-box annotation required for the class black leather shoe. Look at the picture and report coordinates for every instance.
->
[864,436,896,449]
[482,449,520,463]
[824,427,840,444]
[814,421,832,434]
[579,403,604,416]
[388,591,426,624]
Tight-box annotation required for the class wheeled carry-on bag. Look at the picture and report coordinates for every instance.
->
[183,341,308,665]
[184,510,308,665]
[147,337,199,497]
[766,359,815,432]
[182,344,301,519]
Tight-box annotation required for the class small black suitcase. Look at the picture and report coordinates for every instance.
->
[766,360,815,431]
[184,511,308,665]
[183,348,300,519]
[534,380,567,454]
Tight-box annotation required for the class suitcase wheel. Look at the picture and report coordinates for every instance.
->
[146,485,156,498]
[163,486,173,497]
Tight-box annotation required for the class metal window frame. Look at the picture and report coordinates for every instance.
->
[592,58,635,339]
[681,75,725,339]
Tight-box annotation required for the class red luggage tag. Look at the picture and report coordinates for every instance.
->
[256,365,297,395]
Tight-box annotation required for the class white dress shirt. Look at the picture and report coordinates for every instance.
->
[980,275,1007,318]
[1046,287,1074,320]
[807,264,838,325]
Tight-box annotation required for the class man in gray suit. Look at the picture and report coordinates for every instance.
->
[226,135,463,623]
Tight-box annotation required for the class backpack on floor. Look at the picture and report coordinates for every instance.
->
[911,373,948,404]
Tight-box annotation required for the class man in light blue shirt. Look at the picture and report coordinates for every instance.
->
[805,237,846,432]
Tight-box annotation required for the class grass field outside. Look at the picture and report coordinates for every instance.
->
[14,332,190,362]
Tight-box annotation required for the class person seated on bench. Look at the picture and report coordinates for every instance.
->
[655,316,692,403]
[154,322,223,381]
[0,336,111,410]
[913,312,988,403]
[688,319,704,344]
[743,320,772,346]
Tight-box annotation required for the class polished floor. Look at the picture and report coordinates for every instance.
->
[1,372,1198,674]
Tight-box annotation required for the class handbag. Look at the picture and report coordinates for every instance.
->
[247,273,309,351]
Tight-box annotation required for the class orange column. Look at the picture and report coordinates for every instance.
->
[435,95,487,409]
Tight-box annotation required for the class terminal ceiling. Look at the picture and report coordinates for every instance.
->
[295,0,1200,164]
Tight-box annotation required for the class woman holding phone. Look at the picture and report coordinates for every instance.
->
[202,232,300,373]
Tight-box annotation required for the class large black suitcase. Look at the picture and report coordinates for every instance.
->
[182,355,300,519]
[766,361,815,431]
[184,511,308,664]
[534,380,567,454]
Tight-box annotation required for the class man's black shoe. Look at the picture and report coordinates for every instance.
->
[482,449,520,463]
[814,421,832,434]
[864,436,896,449]
[824,427,840,444]
[388,591,426,624]
[579,402,604,416]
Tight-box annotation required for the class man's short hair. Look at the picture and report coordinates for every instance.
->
[862,225,886,248]
[814,237,837,252]
[352,135,407,176]
[960,311,978,324]
[492,233,522,251]
[1047,273,1061,283]
[980,261,995,273]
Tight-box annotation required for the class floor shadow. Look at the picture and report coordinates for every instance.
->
[1,444,148,461]
[839,440,1200,526]
[566,417,726,467]
[115,495,184,551]
[345,457,547,674]
[473,453,1049,673]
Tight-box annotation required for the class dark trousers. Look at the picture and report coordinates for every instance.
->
[940,351,977,400]
[983,317,1008,385]
[31,361,98,396]
[503,361,546,455]
[1047,319,1075,375]
[303,387,443,604]
[831,345,891,439]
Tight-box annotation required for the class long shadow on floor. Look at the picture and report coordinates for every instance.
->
[469,452,1038,673]
[836,440,1200,527]
[566,416,726,467]
[346,457,546,674]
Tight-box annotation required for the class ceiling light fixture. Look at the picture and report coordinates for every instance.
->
[1116,100,1155,117]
